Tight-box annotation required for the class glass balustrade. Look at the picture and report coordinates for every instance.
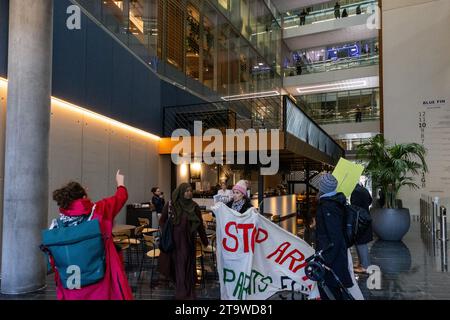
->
[284,54,379,77]
[296,88,380,125]
[283,0,378,29]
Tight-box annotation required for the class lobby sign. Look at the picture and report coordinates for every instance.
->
[212,203,319,300]
[332,158,364,197]
[418,97,450,194]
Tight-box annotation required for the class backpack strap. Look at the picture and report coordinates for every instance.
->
[39,245,63,294]
[87,204,97,221]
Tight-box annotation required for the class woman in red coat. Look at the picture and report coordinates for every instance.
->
[50,170,133,300]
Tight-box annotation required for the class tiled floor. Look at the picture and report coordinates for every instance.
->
[0,220,449,300]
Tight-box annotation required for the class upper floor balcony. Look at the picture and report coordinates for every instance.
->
[282,0,379,51]
[283,53,378,77]
[283,0,378,29]
[162,96,345,169]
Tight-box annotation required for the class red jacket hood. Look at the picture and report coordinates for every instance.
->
[60,198,95,216]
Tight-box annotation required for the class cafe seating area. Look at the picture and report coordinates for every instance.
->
[112,208,219,298]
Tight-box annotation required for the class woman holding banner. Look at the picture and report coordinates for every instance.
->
[226,180,253,214]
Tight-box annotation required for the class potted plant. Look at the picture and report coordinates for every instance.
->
[356,134,428,241]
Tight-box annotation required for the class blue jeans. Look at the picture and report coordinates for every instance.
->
[356,244,370,269]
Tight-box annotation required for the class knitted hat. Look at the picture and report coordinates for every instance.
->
[319,173,338,194]
[233,180,248,196]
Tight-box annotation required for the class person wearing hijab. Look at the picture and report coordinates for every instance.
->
[158,183,208,299]
[226,180,253,214]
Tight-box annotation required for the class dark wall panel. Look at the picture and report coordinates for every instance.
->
[111,42,134,125]
[161,81,205,108]
[84,18,113,117]
[52,0,87,107]
[0,0,9,78]
[131,58,161,133]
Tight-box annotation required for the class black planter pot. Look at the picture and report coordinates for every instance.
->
[370,208,411,241]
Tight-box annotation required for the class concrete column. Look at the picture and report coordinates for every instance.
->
[1,0,53,294]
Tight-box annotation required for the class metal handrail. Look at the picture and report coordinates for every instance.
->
[284,55,379,77]
[420,194,439,235]
[439,206,448,242]
[421,194,448,244]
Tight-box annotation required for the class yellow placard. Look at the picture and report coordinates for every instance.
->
[332,158,364,197]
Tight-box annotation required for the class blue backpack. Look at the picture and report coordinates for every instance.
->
[40,205,106,289]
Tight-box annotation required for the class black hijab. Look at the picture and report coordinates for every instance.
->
[171,183,201,233]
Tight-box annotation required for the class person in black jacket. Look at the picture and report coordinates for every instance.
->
[315,173,353,300]
[226,180,253,214]
[299,9,308,26]
[151,187,165,214]
[350,180,373,273]
[334,2,341,19]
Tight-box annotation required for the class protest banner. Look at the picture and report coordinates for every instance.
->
[332,158,364,197]
[214,194,232,204]
[212,202,319,300]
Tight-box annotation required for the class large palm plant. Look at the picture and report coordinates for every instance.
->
[356,134,428,209]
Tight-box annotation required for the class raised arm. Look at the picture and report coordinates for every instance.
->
[96,170,128,221]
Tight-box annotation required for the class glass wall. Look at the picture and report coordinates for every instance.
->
[210,0,282,78]
[74,0,282,100]
[297,88,380,125]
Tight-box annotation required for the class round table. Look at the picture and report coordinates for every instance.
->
[112,224,136,234]
[143,228,159,234]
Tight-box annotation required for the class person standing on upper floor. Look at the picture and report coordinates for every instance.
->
[151,187,165,214]
[299,9,308,26]
[356,5,362,15]
[296,58,303,75]
[315,173,353,300]
[51,170,133,300]
[226,180,253,214]
[334,2,341,19]
[342,8,348,18]
[355,106,362,122]
[350,177,373,273]
[158,183,208,300]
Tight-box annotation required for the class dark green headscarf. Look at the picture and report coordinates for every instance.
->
[171,183,201,234]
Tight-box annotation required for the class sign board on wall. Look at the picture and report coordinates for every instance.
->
[418,97,450,194]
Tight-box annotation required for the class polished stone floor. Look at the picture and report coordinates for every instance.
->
[355,218,450,300]
[0,219,449,300]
